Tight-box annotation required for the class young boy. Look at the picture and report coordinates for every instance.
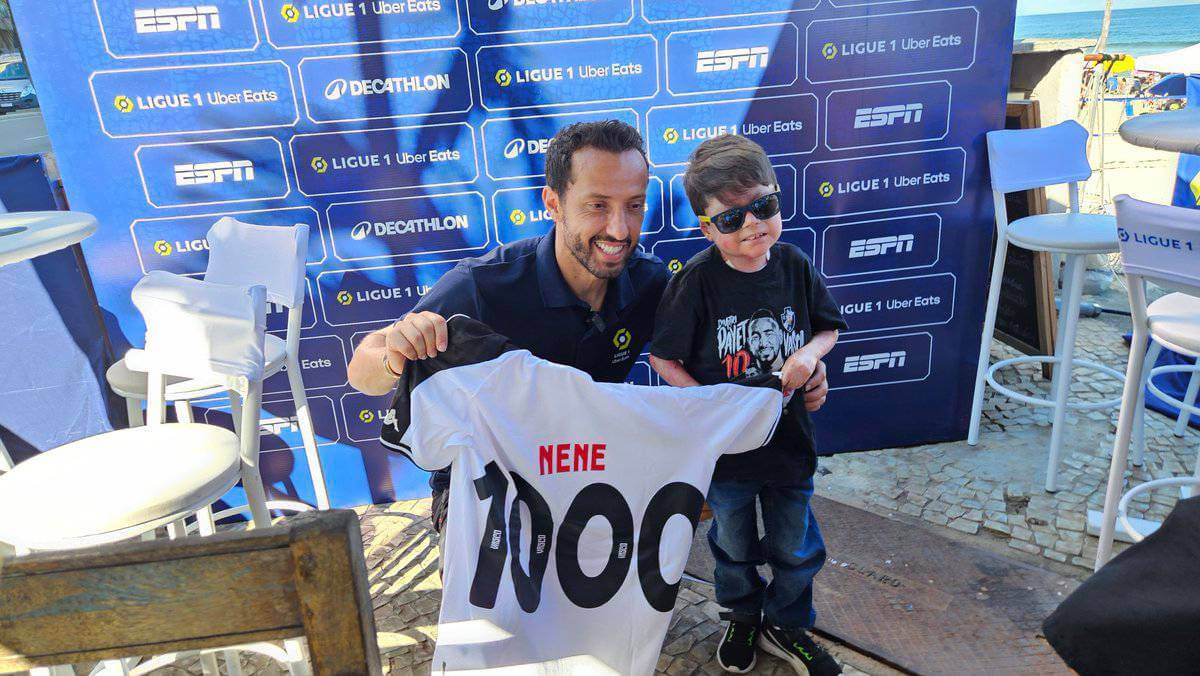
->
[650,135,846,675]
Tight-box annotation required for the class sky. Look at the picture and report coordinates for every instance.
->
[1017,0,1198,15]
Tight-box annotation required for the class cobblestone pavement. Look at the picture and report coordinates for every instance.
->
[818,303,1198,572]
[163,298,1195,675]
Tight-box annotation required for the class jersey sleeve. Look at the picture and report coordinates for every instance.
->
[716,386,784,454]
[381,367,475,471]
[650,269,702,362]
[801,254,849,333]
[411,262,481,319]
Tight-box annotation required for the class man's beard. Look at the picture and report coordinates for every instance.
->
[563,218,632,280]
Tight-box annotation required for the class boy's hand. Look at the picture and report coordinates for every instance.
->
[779,347,820,397]
[803,360,828,412]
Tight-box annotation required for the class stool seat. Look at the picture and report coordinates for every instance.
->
[0,424,240,550]
[1148,292,1200,357]
[1007,213,1120,254]
[107,334,287,400]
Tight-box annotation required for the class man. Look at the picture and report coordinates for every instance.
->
[347,119,830,528]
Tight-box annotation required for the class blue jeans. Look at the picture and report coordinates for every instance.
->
[706,476,825,630]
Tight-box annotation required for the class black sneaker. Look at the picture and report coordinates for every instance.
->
[758,624,842,676]
[715,612,760,673]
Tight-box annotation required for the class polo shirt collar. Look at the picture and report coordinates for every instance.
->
[536,227,636,312]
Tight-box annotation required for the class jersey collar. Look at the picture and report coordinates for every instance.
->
[536,227,636,312]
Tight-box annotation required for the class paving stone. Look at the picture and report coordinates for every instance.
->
[1009,539,1042,555]
[982,520,1012,536]
[948,518,979,535]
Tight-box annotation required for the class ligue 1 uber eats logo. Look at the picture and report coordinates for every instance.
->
[113,95,135,113]
[494,69,513,87]
[280,3,300,22]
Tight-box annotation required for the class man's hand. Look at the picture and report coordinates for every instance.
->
[802,359,828,412]
[347,311,449,396]
[779,347,820,397]
[386,311,449,369]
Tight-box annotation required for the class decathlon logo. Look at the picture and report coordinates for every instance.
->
[696,47,769,73]
[854,104,924,129]
[503,138,526,159]
[310,156,328,174]
[351,221,372,240]
[495,69,513,87]
[612,328,632,350]
[153,240,173,256]
[280,3,300,22]
[336,290,353,305]
[134,5,220,33]
[113,95,134,113]
[822,43,838,60]
[818,181,834,198]
[844,351,907,373]
[662,128,680,144]
[324,79,349,100]
[174,160,254,186]
[849,234,915,259]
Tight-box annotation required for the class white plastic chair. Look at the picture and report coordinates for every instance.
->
[968,120,1123,492]
[106,217,330,511]
[0,273,295,675]
[1095,195,1200,569]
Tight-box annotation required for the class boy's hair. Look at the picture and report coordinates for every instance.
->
[544,120,648,196]
[683,135,778,216]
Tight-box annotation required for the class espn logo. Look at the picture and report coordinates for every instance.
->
[174,160,255,186]
[844,351,907,373]
[259,415,299,437]
[854,104,923,129]
[848,234,914,259]
[696,47,769,73]
[134,6,220,33]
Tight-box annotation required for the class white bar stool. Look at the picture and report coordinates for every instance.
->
[1095,195,1200,569]
[968,120,1124,492]
[106,217,330,511]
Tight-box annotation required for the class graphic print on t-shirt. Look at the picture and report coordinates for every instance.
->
[717,305,805,380]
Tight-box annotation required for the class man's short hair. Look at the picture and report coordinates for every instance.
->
[683,134,778,216]
[544,120,648,196]
[748,308,778,328]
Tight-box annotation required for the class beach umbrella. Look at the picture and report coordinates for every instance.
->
[1137,42,1200,75]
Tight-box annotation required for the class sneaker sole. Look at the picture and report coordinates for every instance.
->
[715,651,757,674]
[757,632,811,676]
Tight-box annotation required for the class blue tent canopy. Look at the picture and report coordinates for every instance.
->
[1149,73,1192,97]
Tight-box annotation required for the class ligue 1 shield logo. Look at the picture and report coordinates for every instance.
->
[280,3,300,22]
[113,95,134,113]
[662,128,680,144]
[494,69,513,87]
[818,181,834,198]
[153,240,173,256]
[311,156,329,174]
[822,42,838,60]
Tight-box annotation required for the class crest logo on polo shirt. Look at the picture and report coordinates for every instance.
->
[613,328,632,350]
[668,259,683,273]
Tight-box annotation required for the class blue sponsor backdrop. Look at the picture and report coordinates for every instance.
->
[12,0,1016,507]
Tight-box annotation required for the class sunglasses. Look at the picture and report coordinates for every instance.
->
[697,191,782,234]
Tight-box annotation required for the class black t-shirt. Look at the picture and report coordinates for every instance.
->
[651,242,847,484]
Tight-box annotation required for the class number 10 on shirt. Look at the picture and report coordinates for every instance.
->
[469,461,705,613]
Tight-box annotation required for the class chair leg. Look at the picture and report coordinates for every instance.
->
[125,398,144,428]
[229,392,243,436]
[191,507,242,676]
[1097,329,1151,569]
[1046,254,1086,493]
[1132,341,1162,467]
[173,400,194,425]
[968,230,1010,445]
[238,384,273,529]
[1175,368,1200,437]
[286,355,331,510]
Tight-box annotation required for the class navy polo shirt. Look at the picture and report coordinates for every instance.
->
[407,227,670,490]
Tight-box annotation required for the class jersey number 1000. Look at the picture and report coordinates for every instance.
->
[469,461,704,613]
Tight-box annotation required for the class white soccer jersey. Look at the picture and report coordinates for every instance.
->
[381,318,782,675]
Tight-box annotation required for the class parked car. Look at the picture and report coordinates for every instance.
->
[0,56,38,114]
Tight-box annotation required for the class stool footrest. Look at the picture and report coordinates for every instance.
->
[1117,476,1200,542]
[985,355,1123,410]
[1146,364,1200,417]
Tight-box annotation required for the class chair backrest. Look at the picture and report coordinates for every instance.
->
[204,217,308,309]
[0,510,382,675]
[1114,194,1200,297]
[127,270,267,386]
[986,120,1093,194]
